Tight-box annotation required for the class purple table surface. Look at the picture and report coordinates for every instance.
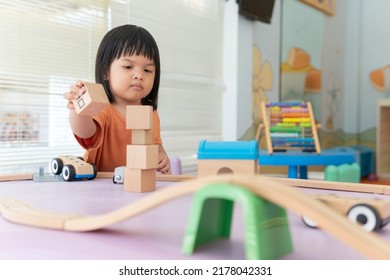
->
[0,178,390,260]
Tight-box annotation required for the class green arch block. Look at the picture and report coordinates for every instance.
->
[182,183,293,259]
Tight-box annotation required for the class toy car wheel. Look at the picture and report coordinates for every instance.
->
[301,216,318,229]
[381,220,390,228]
[51,158,63,175]
[113,174,122,184]
[380,216,390,228]
[62,164,75,182]
[347,204,381,232]
[87,164,98,180]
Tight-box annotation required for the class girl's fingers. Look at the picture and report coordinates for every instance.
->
[66,102,75,110]
[63,81,86,110]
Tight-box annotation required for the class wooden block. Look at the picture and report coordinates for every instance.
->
[127,145,158,169]
[73,82,109,116]
[132,129,153,145]
[126,105,153,129]
[96,172,196,182]
[123,168,156,192]
[377,100,390,181]
[197,159,259,177]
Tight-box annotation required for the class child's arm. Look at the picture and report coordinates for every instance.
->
[63,80,97,138]
[157,144,171,174]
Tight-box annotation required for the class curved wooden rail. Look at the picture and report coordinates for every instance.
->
[1,174,390,259]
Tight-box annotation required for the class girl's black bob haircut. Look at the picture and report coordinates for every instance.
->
[95,24,160,110]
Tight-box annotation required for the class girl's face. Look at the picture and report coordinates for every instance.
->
[108,54,156,105]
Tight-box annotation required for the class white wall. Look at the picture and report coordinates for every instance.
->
[339,0,360,133]
[321,0,349,132]
[223,0,254,140]
[222,0,239,140]
[359,0,390,132]
[222,0,281,140]
[324,0,390,134]
[236,16,253,139]
[253,0,281,102]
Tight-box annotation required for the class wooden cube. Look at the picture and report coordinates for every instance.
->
[73,82,109,116]
[126,145,158,169]
[197,159,259,177]
[132,129,153,145]
[123,168,156,192]
[126,105,153,129]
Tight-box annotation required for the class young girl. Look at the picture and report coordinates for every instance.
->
[63,24,171,173]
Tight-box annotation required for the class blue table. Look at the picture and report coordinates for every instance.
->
[258,149,357,179]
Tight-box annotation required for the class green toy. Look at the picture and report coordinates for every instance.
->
[182,182,293,259]
[325,163,361,183]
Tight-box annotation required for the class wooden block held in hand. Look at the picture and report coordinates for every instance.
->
[73,82,109,116]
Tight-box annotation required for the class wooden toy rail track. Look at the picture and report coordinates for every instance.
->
[1,174,390,259]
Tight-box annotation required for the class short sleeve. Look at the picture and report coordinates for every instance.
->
[73,118,105,150]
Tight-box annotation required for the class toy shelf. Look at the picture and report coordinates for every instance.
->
[377,99,390,180]
[260,101,321,154]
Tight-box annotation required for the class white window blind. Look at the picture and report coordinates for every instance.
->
[110,0,225,174]
[0,0,224,175]
[0,0,108,174]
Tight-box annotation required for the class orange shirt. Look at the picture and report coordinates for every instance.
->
[74,104,162,172]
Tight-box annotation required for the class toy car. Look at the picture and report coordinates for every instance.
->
[113,166,124,184]
[51,155,97,182]
[302,193,390,232]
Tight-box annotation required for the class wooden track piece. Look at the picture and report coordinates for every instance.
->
[0,173,33,182]
[272,177,390,195]
[4,171,390,194]
[97,172,196,182]
[0,196,80,229]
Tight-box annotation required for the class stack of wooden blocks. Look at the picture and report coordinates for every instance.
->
[124,105,158,192]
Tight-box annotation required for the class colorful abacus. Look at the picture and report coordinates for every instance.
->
[260,102,321,154]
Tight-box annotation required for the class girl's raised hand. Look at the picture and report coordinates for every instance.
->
[63,80,86,110]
